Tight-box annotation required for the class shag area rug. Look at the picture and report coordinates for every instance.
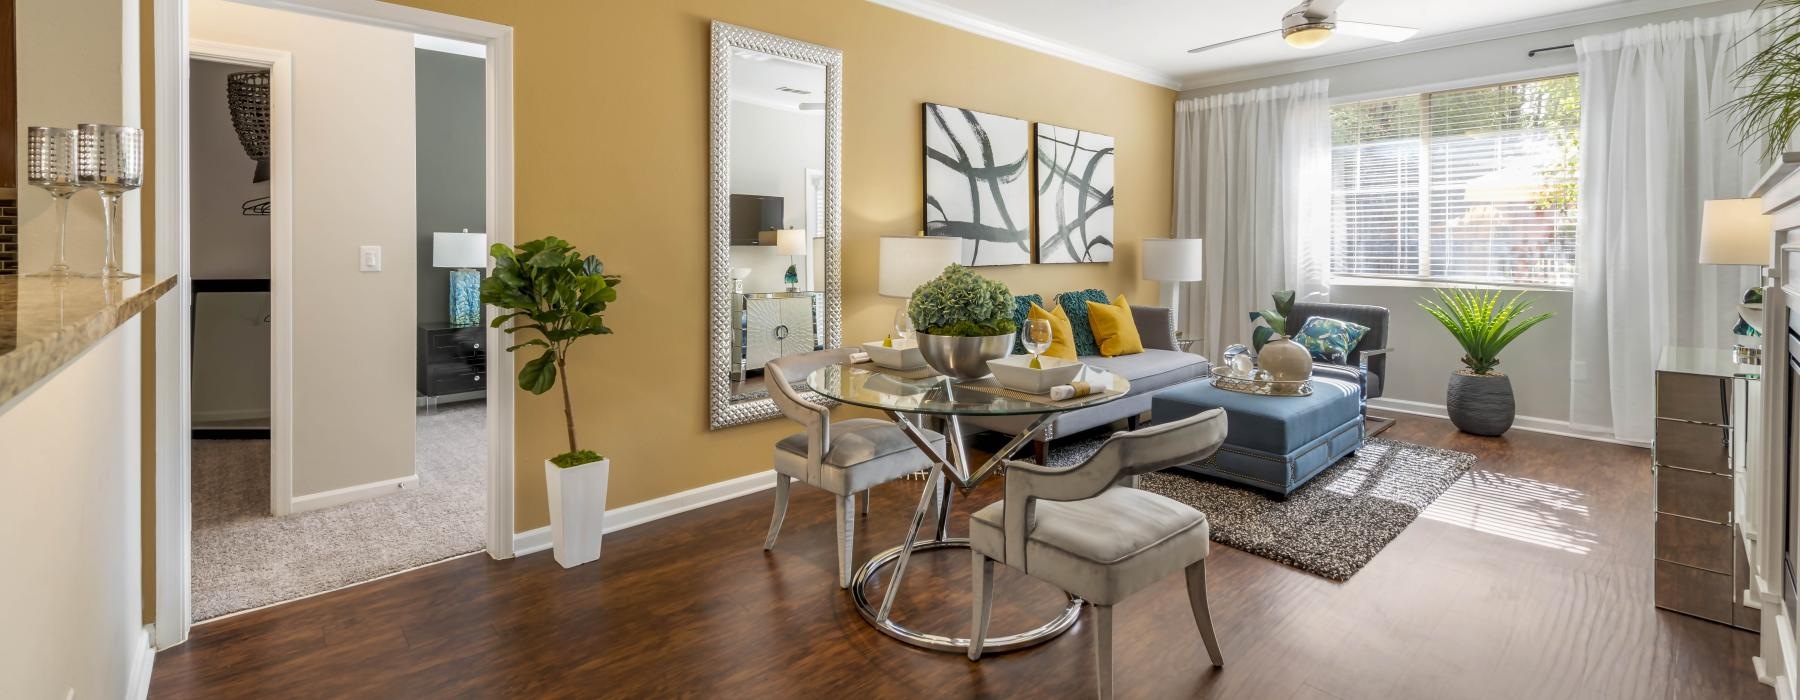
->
[191,402,486,620]
[1045,433,1474,581]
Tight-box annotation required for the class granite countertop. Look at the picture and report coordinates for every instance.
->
[0,274,177,409]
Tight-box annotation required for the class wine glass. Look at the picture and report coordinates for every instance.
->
[893,307,915,344]
[1021,318,1052,366]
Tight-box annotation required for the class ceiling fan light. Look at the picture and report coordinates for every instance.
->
[1284,24,1333,49]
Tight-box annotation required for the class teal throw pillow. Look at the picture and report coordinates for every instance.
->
[1010,294,1043,354]
[1057,289,1110,357]
[1295,316,1370,365]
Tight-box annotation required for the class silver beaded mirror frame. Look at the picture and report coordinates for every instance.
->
[709,22,843,430]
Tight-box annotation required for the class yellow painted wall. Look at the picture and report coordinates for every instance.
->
[355,0,1173,530]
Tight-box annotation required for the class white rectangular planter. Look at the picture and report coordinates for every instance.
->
[545,457,609,568]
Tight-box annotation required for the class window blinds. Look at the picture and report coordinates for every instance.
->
[1330,75,1580,287]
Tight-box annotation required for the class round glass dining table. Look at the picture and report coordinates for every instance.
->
[805,361,1130,654]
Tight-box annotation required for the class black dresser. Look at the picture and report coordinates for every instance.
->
[418,322,486,405]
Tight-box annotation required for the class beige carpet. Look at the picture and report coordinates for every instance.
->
[191,401,486,621]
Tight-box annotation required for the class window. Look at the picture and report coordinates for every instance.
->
[1330,75,1580,287]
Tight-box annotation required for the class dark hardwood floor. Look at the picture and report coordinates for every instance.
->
[151,412,1769,699]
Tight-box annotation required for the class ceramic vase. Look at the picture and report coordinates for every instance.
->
[1446,371,1515,436]
[545,457,609,568]
[1257,334,1313,382]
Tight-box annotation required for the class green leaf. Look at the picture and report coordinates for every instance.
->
[518,350,558,394]
[1252,325,1275,350]
[506,339,549,352]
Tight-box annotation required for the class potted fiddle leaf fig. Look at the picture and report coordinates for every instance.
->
[909,264,1017,380]
[1418,289,1551,436]
[480,236,622,568]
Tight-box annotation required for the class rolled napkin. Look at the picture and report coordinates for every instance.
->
[848,351,872,364]
[1049,375,1110,401]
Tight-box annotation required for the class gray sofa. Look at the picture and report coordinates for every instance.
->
[963,305,1210,463]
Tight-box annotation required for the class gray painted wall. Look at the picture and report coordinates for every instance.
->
[1179,0,1754,423]
[416,48,486,325]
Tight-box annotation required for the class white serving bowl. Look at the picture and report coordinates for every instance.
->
[861,340,926,370]
[988,355,1084,394]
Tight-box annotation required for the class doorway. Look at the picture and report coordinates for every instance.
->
[155,0,517,640]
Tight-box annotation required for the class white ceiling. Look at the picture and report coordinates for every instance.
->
[874,0,1721,88]
[730,49,826,111]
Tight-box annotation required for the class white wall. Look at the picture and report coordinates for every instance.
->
[0,324,144,700]
[1180,0,1757,424]
[728,99,823,294]
[193,0,418,497]
[190,58,272,280]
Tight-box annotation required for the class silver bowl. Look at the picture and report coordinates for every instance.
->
[916,332,1013,381]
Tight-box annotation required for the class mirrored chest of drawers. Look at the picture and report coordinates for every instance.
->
[1654,346,1760,630]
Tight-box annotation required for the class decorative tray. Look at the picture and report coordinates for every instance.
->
[1206,367,1312,397]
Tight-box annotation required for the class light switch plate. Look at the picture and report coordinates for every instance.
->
[360,245,382,272]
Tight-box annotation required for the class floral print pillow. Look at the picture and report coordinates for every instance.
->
[1295,316,1369,364]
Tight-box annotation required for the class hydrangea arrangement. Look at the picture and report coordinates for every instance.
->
[908,264,1018,337]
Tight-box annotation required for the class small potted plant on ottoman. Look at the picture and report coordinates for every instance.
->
[1419,289,1551,436]
[909,264,1018,380]
[482,236,623,568]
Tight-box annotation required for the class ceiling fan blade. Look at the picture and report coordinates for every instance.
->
[1186,29,1282,55]
[1335,20,1419,43]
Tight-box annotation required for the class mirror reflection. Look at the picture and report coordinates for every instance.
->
[725,48,826,403]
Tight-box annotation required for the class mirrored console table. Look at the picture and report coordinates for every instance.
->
[1654,346,1761,630]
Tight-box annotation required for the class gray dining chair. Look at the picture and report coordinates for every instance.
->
[968,408,1228,699]
[764,348,947,588]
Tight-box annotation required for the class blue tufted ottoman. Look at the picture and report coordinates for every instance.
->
[1150,377,1364,498]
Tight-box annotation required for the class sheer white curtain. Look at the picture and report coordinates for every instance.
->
[1174,79,1331,359]
[1571,11,1768,442]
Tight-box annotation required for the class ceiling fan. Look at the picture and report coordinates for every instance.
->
[1187,0,1419,55]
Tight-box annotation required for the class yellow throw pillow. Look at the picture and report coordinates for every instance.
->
[1085,295,1144,357]
[1027,303,1079,360]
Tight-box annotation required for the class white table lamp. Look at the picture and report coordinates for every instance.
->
[1699,198,1773,363]
[1141,238,1204,341]
[434,229,489,326]
[771,228,807,291]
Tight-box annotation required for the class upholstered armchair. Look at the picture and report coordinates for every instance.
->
[1288,302,1392,427]
[763,349,947,588]
[968,409,1229,698]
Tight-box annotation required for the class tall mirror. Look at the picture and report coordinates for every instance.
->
[709,22,842,429]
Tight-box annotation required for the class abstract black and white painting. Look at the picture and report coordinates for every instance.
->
[924,103,1031,267]
[1035,124,1115,264]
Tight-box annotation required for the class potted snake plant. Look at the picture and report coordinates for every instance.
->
[481,237,622,568]
[909,264,1018,380]
[1418,289,1552,436]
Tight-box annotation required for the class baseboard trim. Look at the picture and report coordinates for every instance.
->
[512,469,778,557]
[288,474,420,514]
[191,408,270,422]
[130,624,156,700]
[1368,397,1650,448]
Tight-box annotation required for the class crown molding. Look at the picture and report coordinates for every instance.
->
[1179,0,1727,91]
[866,0,1182,89]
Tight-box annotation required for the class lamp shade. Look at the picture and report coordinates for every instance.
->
[772,228,807,256]
[433,230,488,268]
[1699,199,1773,266]
[879,235,962,298]
[1141,238,1204,281]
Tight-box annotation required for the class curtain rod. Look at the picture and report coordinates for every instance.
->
[1528,43,1574,58]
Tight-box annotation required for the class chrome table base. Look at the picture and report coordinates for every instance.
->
[847,410,1083,653]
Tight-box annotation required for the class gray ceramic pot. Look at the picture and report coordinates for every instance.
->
[1446,371,1514,436]
[916,332,1013,381]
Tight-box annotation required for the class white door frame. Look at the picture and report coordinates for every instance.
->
[186,41,295,517]
[151,0,516,649]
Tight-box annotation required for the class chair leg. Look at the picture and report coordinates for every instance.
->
[835,493,856,589]
[1033,438,1050,466]
[1185,560,1224,667]
[968,550,996,661]
[1127,414,1142,430]
[763,474,791,550]
[1094,604,1114,700]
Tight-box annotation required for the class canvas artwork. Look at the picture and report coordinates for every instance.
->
[923,103,1032,266]
[1035,123,1115,264]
